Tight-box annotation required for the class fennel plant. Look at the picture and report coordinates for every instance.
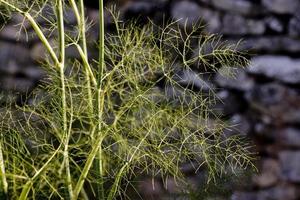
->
[0,0,255,199]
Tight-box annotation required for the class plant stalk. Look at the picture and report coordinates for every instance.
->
[0,143,8,195]
[18,144,62,200]
[57,0,73,198]
[79,0,94,118]
[99,0,105,86]
[95,0,106,198]
[96,88,105,199]
[69,0,94,117]
[72,131,104,200]
[0,0,59,66]
[75,44,98,86]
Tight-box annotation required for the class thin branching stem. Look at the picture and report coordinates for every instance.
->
[18,144,63,200]
[68,0,80,24]
[0,0,59,66]
[73,129,105,200]
[69,0,94,116]
[75,44,98,86]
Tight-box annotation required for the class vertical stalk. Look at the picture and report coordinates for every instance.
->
[70,1,105,198]
[99,0,105,85]
[79,0,88,56]
[97,0,105,198]
[57,0,73,199]
[73,132,103,200]
[0,143,8,196]
[69,0,94,122]
[96,88,105,199]
[79,0,94,117]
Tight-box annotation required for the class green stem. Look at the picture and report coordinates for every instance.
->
[68,0,81,24]
[79,0,88,56]
[108,127,154,199]
[72,130,104,200]
[95,1,106,198]
[26,12,59,66]
[69,0,94,117]
[18,144,62,200]
[75,44,97,86]
[0,0,59,66]
[79,0,94,121]
[18,182,32,200]
[0,143,8,195]
[96,88,105,199]
[57,0,73,198]
[99,0,105,86]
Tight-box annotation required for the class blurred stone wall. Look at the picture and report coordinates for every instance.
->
[1,0,300,199]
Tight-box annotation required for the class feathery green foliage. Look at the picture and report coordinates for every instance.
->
[0,0,255,199]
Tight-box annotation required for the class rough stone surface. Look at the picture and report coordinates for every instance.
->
[231,37,280,51]
[262,0,300,14]
[222,14,265,35]
[233,185,299,200]
[0,60,19,75]
[138,178,164,200]
[224,114,251,137]
[246,83,288,106]
[0,42,32,66]
[211,0,260,16]
[249,56,300,84]
[253,123,276,141]
[171,1,202,28]
[265,17,284,33]
[174,69,214,92]
[215,67,254,91]
[231,192,258,200]
[0,77,35,92]
[279,151,300,182]
[123,1,160,24]
[259,185,299,200]
[212,0,252,14]
[214,90,246,116]
[280,128,300,148]
[246,83,300,124]
[22,66,45,80]
[197,7,221,33]
[252,159,279,188]
[289,14,300,37]
[0,25,34,43]
[229,36,300,53]
[171,1,221,32]
[281,37,300,52]
[165,178,185,194]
